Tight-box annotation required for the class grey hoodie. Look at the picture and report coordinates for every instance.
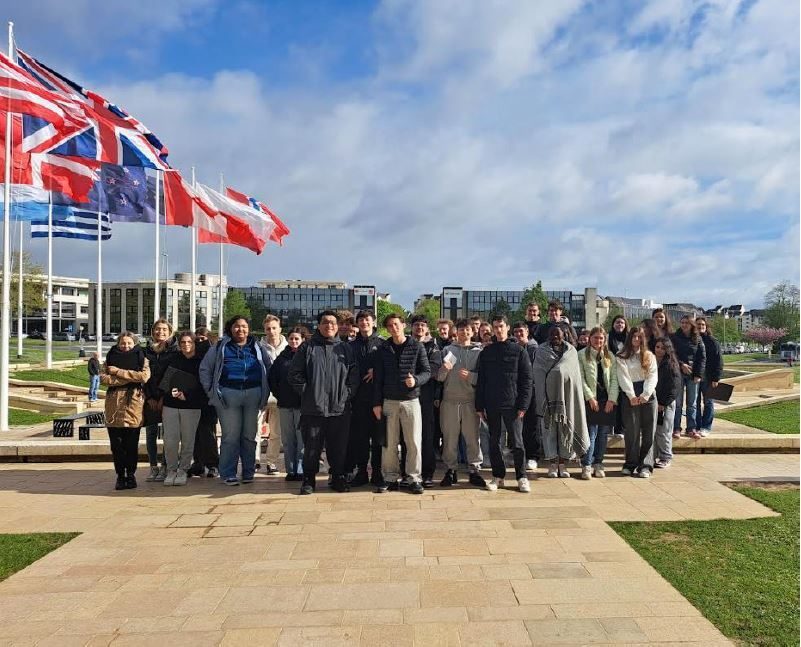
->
[437,343,482,403]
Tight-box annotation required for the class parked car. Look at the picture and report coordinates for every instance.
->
[87,334,97,342]
[52,332,76,342]
[101,333,119,342]
[28,331,46,340]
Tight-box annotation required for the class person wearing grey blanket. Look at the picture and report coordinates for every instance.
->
[533,327,589,478]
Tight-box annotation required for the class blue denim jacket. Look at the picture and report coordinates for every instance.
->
[199,336,271,409]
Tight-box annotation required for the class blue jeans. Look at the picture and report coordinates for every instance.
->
[279,407,303,475]
[145,423,162,466]
[695,380,715,431]
[673,376,700,432]
[216,387,261,481]
[581,424,610,467]
[89,374,100,401]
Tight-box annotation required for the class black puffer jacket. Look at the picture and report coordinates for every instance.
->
[419,337,443,404]
[476,339,533,412]
[700,333,723,382]
[287,332,358,417]
[373,337,431,404]
[144,337,178,400]
[656,357,682,406]
[349,333,384,403]
[671,330,706,379]
[161,352,207,410]
[268,345,303,409]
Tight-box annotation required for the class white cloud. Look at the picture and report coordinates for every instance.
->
[21,0,801,312]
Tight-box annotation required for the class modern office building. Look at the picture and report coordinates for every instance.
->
[231,280,378,329]
[88,273,226,336]
[438,286,598,330]
[0,273,91,335]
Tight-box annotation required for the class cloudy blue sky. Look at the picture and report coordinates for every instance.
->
[11,0,800,310]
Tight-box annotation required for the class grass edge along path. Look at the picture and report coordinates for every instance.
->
[611,485,800,647]
[11,365,103,392]
[9,408,56,426]
[717,399,800,434]
[0,533,80,582]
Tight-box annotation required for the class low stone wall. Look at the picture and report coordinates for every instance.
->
[726,368,795,392]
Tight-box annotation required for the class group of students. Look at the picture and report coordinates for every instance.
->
[98,300,722,493]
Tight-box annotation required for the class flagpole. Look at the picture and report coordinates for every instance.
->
[218,173,225,336]
[45,193,53,368]
[154,169,160,323]
[16,220,23,358]
[190,167,197,332]
[0,21,15,432]
[95,210,102,359]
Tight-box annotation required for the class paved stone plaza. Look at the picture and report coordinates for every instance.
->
[0,454,797,645]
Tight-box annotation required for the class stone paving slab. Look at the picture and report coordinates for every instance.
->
[0,454,797,645]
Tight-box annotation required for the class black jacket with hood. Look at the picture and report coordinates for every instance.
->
[700,333,723,382]
[349,332,384,403]
[373,336,431,404]
[671,330,707,379]
[476,338,534,412]
[268,345,303,409]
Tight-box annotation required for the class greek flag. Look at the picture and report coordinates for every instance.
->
[30,210,111,241]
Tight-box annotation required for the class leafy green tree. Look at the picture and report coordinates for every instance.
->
[490,298,512,321]
[764,281,800,342]
[5,251,46,319]
[414,298,441,329]
[514,281,548,322]
[222,290,251,327]
[245,296,268,330]
[710,315,741,343]
[377,298,408,337]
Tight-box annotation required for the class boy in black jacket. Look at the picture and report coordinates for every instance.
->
[372,313,431,494]
[476,315,533,492]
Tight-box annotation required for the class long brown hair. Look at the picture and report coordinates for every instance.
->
[652,308,674,334]
[584,326,613,368]
[618,327,652,371]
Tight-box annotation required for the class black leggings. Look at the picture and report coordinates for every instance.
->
[108,427,141,477]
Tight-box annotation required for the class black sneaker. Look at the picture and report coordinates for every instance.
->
[125,475,137,490]
[468,472,487,488]
[440,470,456,487]
[422,477,434,489]
[350,469,369,487]
[370,470,384,487]
[374,481,389,493]
[300,477,315,495]
[409,482,424,495]
[187,463,204,477]
[115,476,126,490]
[330,476,350,493]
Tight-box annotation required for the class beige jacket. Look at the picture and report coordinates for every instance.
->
[100,358,151,428]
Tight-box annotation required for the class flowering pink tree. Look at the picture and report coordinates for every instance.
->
[744,326,787,352]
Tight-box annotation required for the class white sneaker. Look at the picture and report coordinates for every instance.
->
[547,463,559,478]
[173,469,187,486]
[699,429,710,437]
[517,477,531,493]
[154,465,167,482]
[638,469,651,479]
[621,467,633,476]
[592,465,605,478]
[558,466,570,478]
[580,466,592,480]
[526,459,538,471]
[485,478,504,491]
[145,466,160,482]
[163,471,177,486]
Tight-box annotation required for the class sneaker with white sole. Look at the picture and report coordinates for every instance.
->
[699,429,710,437]
[638,469,652,479]
[517,477,531,493]
[224,477,240,486]
[655,459,671,469]
[580,465,592,480]
[592,465,605,478]
[163,470,177,486]
[558,466,570,478]
[173,469,187,486]
[145,465,160,482]
[485,478,504,491]
[526,459,538,471]
[547,463,559,478]
[154,465,167,482]
[206,467,219,478]
[621,467,633,476]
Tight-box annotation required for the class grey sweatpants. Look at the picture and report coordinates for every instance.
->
[654,400,676,461]
[621,397,657,473]
[162,406,201,472]
[440,399,482,471]
[382,399,422,484]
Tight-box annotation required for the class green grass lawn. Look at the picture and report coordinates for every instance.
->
[11,365,103,391]
[9,340,81,365]
[611,485,800,647]
[0,533,80,581]
[724,352,772,363]
[9,408,56,426]
[718,400,799,434]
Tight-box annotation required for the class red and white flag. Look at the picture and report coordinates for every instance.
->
[225,186,290,246]
[196,183,275,254]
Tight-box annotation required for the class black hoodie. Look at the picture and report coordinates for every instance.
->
[268,345,303,409]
